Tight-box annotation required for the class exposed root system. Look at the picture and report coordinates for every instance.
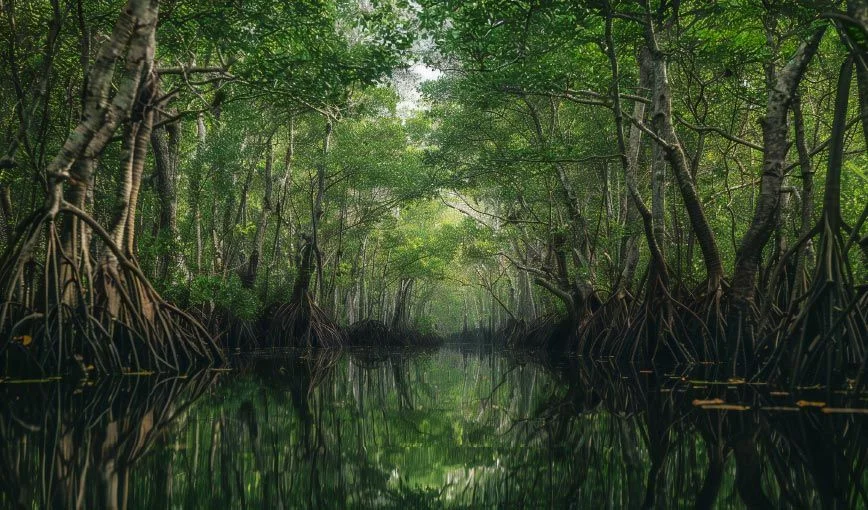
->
[0,208,223,375]
[266,292,344,348]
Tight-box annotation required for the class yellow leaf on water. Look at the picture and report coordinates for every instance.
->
[702,404,751,411]
[12,335,32,346]
[820,407,868,414]
[796,400,826,408]
[692,398,725,406]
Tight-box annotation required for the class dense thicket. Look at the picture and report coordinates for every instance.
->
[0,0,866,382]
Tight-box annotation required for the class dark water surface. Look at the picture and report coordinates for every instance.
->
[1,345,866,509]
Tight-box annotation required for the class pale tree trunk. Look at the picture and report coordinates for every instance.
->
[193,113,206,273]
[603,12,667,291]
[122,105,152,254]
[643,15,723,286]
[651,136,666,258]
[391,278,413,329]
[791,94,815,295]
[266,119,295,297]
[243,138,274,289]
[100,75,156,316]
[311,117,331,301]
[729,28,824,322]
[107,113,152,256]
[47,0,160,307]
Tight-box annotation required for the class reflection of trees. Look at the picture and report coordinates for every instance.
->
[498,356,868,509]
[3,349,864,508]
[175,349,441,508]
[0,372,214,509]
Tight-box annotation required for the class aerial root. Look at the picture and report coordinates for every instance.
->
[0,204,222,375]
[267,292,344,348]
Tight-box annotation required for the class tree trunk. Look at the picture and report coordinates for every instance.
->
[391,278,413,329]
[603,13,667,291]
[729,29,824,343]
[100,74,156,316]
[651,134,666,259]
[267,120,296,297]
[0,184,12,246]
[243,138,274,289]
[311,117,331,301]
[644,18,723,285]
[50,0,159,307]
[791,94,815,296]
[150,109,183,281]
[193,115,206,273]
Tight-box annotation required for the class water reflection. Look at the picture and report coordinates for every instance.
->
[1,347,866,508]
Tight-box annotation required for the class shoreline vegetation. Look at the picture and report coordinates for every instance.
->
[0,0,866,390]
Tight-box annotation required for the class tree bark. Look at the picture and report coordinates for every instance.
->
[243,139,274,289]
[603,12,667,290]
[643,15,723,285]
[46,0,159,306]
[791,94,815,295]
[391,277,413,329]
[651,131,666,259]
[150,109,182,281]
[311,117,332,301]
[729,29,824,318]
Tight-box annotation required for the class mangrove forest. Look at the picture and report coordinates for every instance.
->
[0,0,867,508]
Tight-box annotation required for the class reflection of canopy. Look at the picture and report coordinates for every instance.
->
[1,349,865,508]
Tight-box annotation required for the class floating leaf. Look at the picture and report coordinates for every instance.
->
[821,408,868,414]
[692,398,725,406]
[795,400,826,408]
[12,335,32,346]
[702,404,750,411]
[760,406,800,412]
[3,377,62,384]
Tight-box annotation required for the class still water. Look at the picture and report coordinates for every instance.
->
[1,345,866,509]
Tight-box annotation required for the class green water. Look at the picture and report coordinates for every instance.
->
[1,346,866,509]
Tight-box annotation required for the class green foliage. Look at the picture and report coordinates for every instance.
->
[187,275,261,320]
[1,0,865,336]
